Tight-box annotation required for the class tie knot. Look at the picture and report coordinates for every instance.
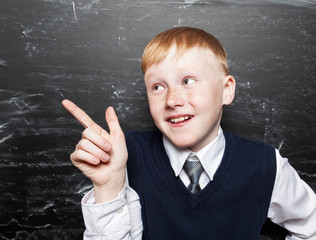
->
[183,153,203,194]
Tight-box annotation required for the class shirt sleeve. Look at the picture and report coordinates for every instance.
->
[81,181,143,240]
[268,149,316,239]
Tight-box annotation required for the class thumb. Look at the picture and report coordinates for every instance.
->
[105,106,123,136]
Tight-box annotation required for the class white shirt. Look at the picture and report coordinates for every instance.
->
[82,128,316,239]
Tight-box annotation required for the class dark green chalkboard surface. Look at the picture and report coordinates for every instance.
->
[1,0,315,239]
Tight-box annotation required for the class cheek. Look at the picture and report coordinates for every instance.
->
[148,97,162,119]
[192,86,223,110]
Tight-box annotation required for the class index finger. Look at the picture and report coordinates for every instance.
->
[62,99,105,135]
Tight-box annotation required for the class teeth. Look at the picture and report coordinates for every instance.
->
[170,116,190,123]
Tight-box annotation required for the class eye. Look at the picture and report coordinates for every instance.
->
[183,78,196,85]
[153,84,164,91]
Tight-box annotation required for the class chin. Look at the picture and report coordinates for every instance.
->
[169,137,196,150]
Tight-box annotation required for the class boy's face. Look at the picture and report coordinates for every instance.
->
[144,45,235,152]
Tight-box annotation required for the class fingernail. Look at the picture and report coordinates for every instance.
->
[104,143,111,151]
[101,154,109,162]
[93,158,100,164]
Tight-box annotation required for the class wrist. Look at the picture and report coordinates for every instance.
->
[93,171,126,203]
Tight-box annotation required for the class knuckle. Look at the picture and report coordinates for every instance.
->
[79,139,89,149]
[70,151,82,167]
[82,128,89,137]
[74,149,85,163]
[83,128,95,139]
[70,151,77,163]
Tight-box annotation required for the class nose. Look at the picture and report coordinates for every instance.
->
[166,88,184,108]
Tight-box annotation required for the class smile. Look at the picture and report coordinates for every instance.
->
[169,115,192,123]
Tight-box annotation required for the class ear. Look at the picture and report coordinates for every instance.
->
[222,75,236,105]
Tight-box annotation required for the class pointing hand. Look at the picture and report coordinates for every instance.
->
[62,99,128,202]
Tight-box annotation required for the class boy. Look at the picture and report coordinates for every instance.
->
[62,27,316,239]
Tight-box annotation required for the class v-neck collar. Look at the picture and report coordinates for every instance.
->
[157,131,234,209]
[163,127,225,181]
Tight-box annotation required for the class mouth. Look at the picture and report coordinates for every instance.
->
[168,115,193,124]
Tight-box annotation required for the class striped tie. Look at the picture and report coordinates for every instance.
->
[183,153,203,194]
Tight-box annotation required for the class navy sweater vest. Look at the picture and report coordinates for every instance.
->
[126,131,276,240]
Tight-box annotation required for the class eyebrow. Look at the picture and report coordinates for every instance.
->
[144,70,159,82]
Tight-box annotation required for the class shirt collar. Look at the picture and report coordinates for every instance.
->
[163,127,226,181]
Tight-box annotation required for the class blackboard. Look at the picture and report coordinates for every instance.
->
[1,0,315,239]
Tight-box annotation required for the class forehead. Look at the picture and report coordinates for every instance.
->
[167,45,218,65]
[144,46,222,78]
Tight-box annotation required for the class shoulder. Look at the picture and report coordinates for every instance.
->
[224,132,277,196]
[223,132,276,164]
[125,130,165,186]
[224,132,275,151]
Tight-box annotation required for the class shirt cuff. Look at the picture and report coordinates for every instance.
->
[81,184,132,238]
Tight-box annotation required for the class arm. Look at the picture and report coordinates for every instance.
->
[82,180,142,239]
[62,99,143,239]
[268,150,316,240]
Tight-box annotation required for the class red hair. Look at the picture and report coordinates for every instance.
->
[141,27,228,75]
